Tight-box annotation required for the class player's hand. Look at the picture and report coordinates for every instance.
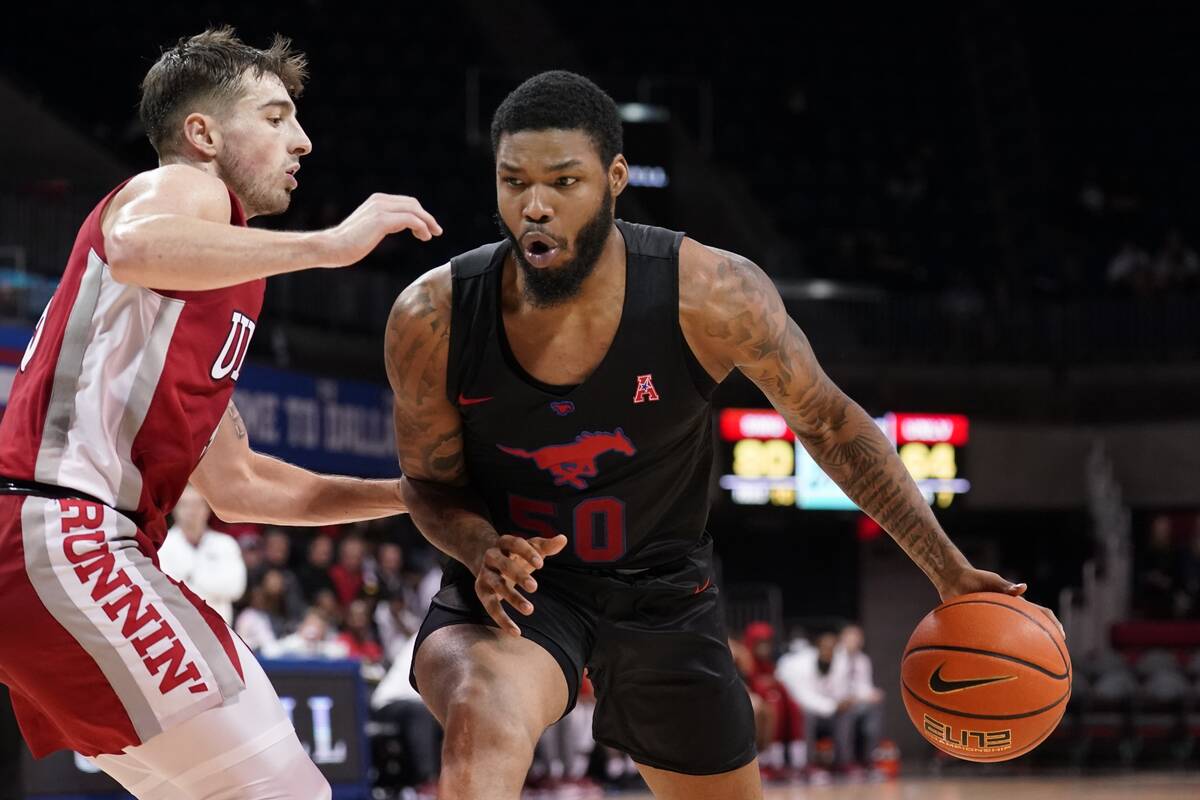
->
[472,534,568,636]
[324,193,443,266]
[939,567,1065,640]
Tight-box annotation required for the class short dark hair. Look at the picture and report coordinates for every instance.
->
[490,70,623,166]
[139,26,308,158]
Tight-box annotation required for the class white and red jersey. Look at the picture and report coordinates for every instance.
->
[0,178,264,548]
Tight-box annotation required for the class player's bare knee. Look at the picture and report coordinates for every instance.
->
[442,678,538,759]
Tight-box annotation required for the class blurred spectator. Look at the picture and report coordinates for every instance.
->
[742,621,804,775]
[1106,240,1151,293]
[778,631,843,770]
[296,534,338,603]
[338,599,384,664]
[313,588,345,629]
[263,610,350,660]
[248,528,308,621]
[240,536,264,577]
[376,592,422,662]
[159,485,246,623]
[330,534,370,607]
[730,636,778,766]
[783,623,815,661]
[235,569,294,653]
[1137,514,1179,619]
[834,625,884,770]
[376,542,406,598]
[415,556,444,613]
[370,630,441,790]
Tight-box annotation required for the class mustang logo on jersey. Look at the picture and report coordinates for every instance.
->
[211,310,256,382]
[497,429,637,489]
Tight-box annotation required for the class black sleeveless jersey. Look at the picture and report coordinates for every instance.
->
[445,220,717,569]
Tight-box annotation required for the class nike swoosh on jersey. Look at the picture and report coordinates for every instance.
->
[458,393,494,406]
[928,663,1016,694]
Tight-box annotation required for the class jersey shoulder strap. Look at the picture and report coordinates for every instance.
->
[446,241,506,404]
[617,219,684,261]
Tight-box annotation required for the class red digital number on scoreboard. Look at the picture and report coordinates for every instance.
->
[888,413,969,446]
[718,408,795,442]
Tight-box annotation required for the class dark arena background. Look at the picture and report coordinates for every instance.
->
[2,2,1200,798]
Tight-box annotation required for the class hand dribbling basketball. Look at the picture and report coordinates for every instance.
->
[902,591,1072,762]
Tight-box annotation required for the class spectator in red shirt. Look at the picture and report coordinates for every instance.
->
[330,535,368,607]
[743,621,804,775]
[337,599,383,664]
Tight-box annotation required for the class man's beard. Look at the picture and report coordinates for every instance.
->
[216,154,289,218]
[497,190,613,308]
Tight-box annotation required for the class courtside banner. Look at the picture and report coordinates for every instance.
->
[0,325,396,478]
[232,364,397,478]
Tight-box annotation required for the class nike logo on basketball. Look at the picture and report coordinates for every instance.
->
[928,663,1016,694]
[458,393,494,406]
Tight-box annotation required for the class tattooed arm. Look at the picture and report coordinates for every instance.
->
[385,266,565,635]
[679,241,1058,622]
[190,401,404,525]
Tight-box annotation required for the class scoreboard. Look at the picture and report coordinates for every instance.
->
[718,409,970,510]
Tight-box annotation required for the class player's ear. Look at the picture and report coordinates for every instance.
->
[181,112,220,161]
[609,154,629,198]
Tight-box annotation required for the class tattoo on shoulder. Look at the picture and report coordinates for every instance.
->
[385,275,464,483]
[699,252,814,421]
[385,279,448,404]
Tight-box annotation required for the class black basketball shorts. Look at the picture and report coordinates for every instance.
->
[409,532,757,775]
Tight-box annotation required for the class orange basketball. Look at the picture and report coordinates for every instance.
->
[900,592,1071,762]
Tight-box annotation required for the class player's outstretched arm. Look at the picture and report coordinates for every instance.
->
[102,165,442,291]
[386,267,565,635]
[680,241,1062,631]
[190,402,406,525]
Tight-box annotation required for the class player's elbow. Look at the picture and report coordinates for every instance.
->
[104,224,148,284]
[203,492,243,524]
[201,462,260,524]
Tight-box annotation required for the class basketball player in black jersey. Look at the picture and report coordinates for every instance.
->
[385,71,1063,799]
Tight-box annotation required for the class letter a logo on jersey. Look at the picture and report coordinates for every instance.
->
[211,311,256,382]
[633,374,659,403]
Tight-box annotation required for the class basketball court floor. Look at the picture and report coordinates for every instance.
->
[607,773,1200,799]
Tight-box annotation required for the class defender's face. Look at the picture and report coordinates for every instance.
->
[215,72,311,217]
[495,129,615,271]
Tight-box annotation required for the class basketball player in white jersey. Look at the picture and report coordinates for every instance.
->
[0,27,439,799]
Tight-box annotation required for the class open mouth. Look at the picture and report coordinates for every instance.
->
[521,232,561,267]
